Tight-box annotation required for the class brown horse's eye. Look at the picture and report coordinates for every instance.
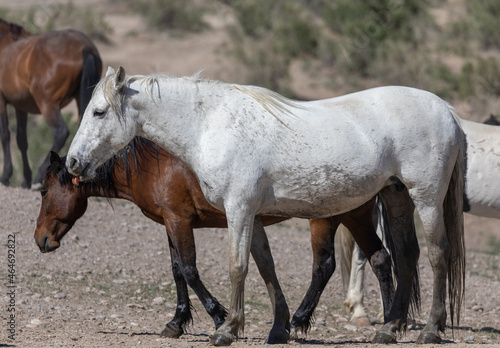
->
[40,189,48,198]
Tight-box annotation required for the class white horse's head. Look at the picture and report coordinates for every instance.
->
[66,66,139,181]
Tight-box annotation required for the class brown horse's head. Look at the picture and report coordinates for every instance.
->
[0,18,30,42]
[34,152,89,253]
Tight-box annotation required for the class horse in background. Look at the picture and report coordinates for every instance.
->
[340,114,500,326]
[35,137,403,342]
[0,19,102,189]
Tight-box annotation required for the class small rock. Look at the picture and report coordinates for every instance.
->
[344,324,358,332]
[54,292,66,299]
[152,297,164,305]
[463,335,475,343]
[30,318,43,326]
[472,305,484,312]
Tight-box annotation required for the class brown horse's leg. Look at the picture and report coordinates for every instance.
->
[373,185,419,344]
[33,108,69,186]
[250,217,290,344]
[0,98,12,186]
[290,217,338,338]
[15,110,32,188]
[162,220,227,338]
[163,236,192,338]
[341,201,394,325]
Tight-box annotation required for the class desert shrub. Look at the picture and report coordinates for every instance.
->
[0,2,112,43]
[225,0,321,95]
[135,0,208,32]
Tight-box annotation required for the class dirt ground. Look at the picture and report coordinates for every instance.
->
[1,184,500,348]
[1,1,500,347]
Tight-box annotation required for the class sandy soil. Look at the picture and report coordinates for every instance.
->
[0,1,499,347]
[0,185,499,348]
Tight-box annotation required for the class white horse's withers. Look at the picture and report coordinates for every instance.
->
[66,66,465,345]
[342,117,500,327]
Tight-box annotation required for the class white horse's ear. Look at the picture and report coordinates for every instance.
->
[105,66,115,77]
[114,66,127,91]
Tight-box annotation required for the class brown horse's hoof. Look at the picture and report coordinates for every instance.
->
[266,328,290,344]
[160,322,183,338]
[289,327,299,341]
[210,332,234,346]
[372,331,397,344]
[416,332,442,344]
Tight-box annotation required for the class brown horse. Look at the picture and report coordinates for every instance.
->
[0,19,102,189]
[34,138,409,343]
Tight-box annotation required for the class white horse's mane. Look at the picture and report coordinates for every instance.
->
[96,71,304,125]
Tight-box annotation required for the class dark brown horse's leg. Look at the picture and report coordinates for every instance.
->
[162,221,227,338]
[0,98,12,186]
[373,185,419,344]
[290,217,338,338]
[33,109,69,187]
[250,218,290,344]
[162,236,192,338]
[15,110,32,188]
[342,202,394,324]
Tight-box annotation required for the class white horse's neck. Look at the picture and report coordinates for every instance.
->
[132,77,229,167]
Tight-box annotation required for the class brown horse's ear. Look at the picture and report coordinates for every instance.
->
[114,66,127,91]
[49,151,63,173]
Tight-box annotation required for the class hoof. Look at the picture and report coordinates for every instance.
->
[289,327,299,341]
[351,316,371,327]
[210,332,235,346]
[160,322,183,338]
[416,332,442,344]
[372,331,397,344]
[267,328,290,344]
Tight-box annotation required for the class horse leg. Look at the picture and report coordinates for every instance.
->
[373,185,419,343]
[290,217,338,339]
[162,221,227,337]
[162,236,193,338]
[249,217,290,344]
[15,110,32,188]
[413,203,448,344]
[343,241,371,326]
[210,208,255,346]
[0,99,12,186]
[33,108,69,187]
[340,202,394,327]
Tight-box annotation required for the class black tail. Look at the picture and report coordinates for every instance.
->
[79,48,103,118]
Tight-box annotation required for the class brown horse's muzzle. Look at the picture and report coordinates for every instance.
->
[35,232,60,253]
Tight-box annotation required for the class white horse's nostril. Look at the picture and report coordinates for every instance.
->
[69,157,79,172]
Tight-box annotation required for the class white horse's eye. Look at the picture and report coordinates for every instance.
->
[94,109,106,118]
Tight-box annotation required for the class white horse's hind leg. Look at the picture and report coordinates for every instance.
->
[413,203,449,344]
[210,209,254,346]
[343,244,371,326]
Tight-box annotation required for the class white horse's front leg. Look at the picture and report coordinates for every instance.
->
[210,208,255,346]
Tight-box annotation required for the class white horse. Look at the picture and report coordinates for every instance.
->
[66,66,465,345]
[342,117,500,326]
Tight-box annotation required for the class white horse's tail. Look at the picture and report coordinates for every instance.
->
[444,105,466,331]
[336,225,355,293]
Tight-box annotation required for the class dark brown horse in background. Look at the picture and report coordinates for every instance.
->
[34,138,416,343]
[0,19,102,189]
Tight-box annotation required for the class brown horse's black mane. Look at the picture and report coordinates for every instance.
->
[0,18,26,39]
[47,137,162,196]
